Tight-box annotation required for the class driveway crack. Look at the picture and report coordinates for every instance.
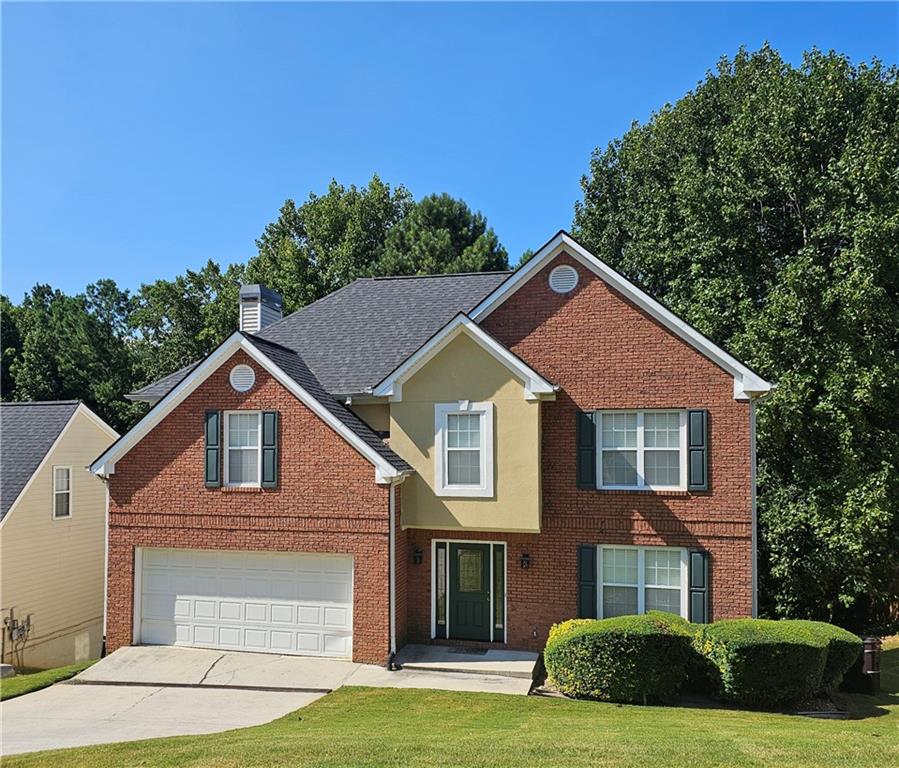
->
[198,653,226,685]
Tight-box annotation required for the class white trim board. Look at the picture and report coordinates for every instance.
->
[371,313,556,402]
[90,333,407,485]
[470,231,773,401]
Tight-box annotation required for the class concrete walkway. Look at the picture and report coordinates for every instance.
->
[1,646,533,755]
[394,644,539,679]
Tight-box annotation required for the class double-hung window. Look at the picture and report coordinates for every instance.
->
[598,410,687,490]
[599,545,687,618]
[52,466,72,519]
[434,402,494,497]
[225,411,262,487]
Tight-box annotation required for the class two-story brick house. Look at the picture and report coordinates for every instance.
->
[92,232,772,665]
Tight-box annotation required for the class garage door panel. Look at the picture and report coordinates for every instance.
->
[139,548,353,658]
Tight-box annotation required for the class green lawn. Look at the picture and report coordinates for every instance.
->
[0,661,95,701]
[4,641,897,768]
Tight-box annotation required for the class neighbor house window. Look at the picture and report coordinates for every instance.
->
[599,546,687,618]
[598,410,687,490]
[224,411,262,486]
[434,402,494,497]
[53,466,72,519]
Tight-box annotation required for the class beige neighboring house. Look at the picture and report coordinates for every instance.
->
[0,401,118,669]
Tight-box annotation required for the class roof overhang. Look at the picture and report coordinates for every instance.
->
[91,332,407,485]
[371,313,557,402]
[470,231,773,401]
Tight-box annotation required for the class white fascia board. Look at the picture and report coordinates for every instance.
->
[371,314,556,402]
[76,403,120,442]
[90,332,403,484]
[471,231,773,400]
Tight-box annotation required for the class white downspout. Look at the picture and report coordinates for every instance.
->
[102,479,110,649]
[388,481,397,660]
[750,398,758,618]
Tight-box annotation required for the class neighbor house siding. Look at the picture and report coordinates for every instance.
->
[0,411,115,668]
[106,349,392,665]
[404,251,753,650]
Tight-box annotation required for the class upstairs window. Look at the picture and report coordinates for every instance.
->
[225,411,262,487]
[53,466,72,519]
[598,410,687,490]
[434,402,494,497]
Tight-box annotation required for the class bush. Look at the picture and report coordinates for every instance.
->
[789,620,862,690]
[694,619,827,708]
[544,612,693,703]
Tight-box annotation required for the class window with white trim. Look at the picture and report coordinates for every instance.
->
[53,466,72,519]
[598,410,687,490]
[224,411,262,486]
[434,402,494,497]
[599,546,688,618]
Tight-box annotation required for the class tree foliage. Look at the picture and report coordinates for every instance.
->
[574,46,899,629]
[1,177,508,430]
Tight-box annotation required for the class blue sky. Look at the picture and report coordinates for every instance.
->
[3,2,896,300]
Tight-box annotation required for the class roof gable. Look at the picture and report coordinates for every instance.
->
[0,401,117,522]
[91,333,411,484]
[372,314,556,402]
[470,231,772,400]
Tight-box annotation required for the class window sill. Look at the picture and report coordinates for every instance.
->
[595,488,691,497]
[220,485,266,493]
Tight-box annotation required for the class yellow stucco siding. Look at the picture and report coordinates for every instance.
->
[0,410,115,668]
[349,403,391,433]
[389,332,541,532]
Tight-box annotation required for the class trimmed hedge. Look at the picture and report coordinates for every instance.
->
[789,620,862,690]
[693,619,827,707]
[544,612,693,703]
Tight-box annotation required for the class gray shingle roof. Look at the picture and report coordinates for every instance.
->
[241,334,412,473]
[128,271,510,400]
[0,401,79,520]
[257,272,510,394]
[127,361,201,402]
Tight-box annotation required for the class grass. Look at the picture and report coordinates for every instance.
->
[0,660,95,701]
[4,640,897,768]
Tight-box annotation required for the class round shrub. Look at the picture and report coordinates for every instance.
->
[544,612,693,703]
[789,620,862,690]
[694,619,827,708]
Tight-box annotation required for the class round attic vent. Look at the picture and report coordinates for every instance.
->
[229,364,256,392]
[549,264,579,294]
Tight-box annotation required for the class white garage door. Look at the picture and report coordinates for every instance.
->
[137,548,353,657]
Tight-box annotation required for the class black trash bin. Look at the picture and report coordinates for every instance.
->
[841,636,882,695]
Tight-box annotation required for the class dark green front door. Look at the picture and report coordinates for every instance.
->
[449,543,491,641]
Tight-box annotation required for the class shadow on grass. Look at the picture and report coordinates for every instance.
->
[837,644,899,720]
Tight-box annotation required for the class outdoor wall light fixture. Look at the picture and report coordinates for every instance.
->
[520,552,531,570]
[412,548,423,565]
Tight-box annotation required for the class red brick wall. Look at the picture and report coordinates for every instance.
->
[106,349,392,664]
[404,251,753,650]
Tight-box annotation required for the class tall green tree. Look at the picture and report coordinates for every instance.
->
[376,193,509,275]
[130,260,242,383]
[574,46,899,630]
[9,282,143,430]
[1,296,22,400]
[248,176,412,311]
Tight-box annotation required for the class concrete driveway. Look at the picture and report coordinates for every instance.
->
[1,645,532,756]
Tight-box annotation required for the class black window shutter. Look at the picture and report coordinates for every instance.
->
[688,550,710,623]
[576,411,597,489]
[204,410,221,487]
[261,411,279,488]
[577,545,598,619]
[687,409,709,491]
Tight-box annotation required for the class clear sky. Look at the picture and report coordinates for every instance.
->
[2,2,896,300]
